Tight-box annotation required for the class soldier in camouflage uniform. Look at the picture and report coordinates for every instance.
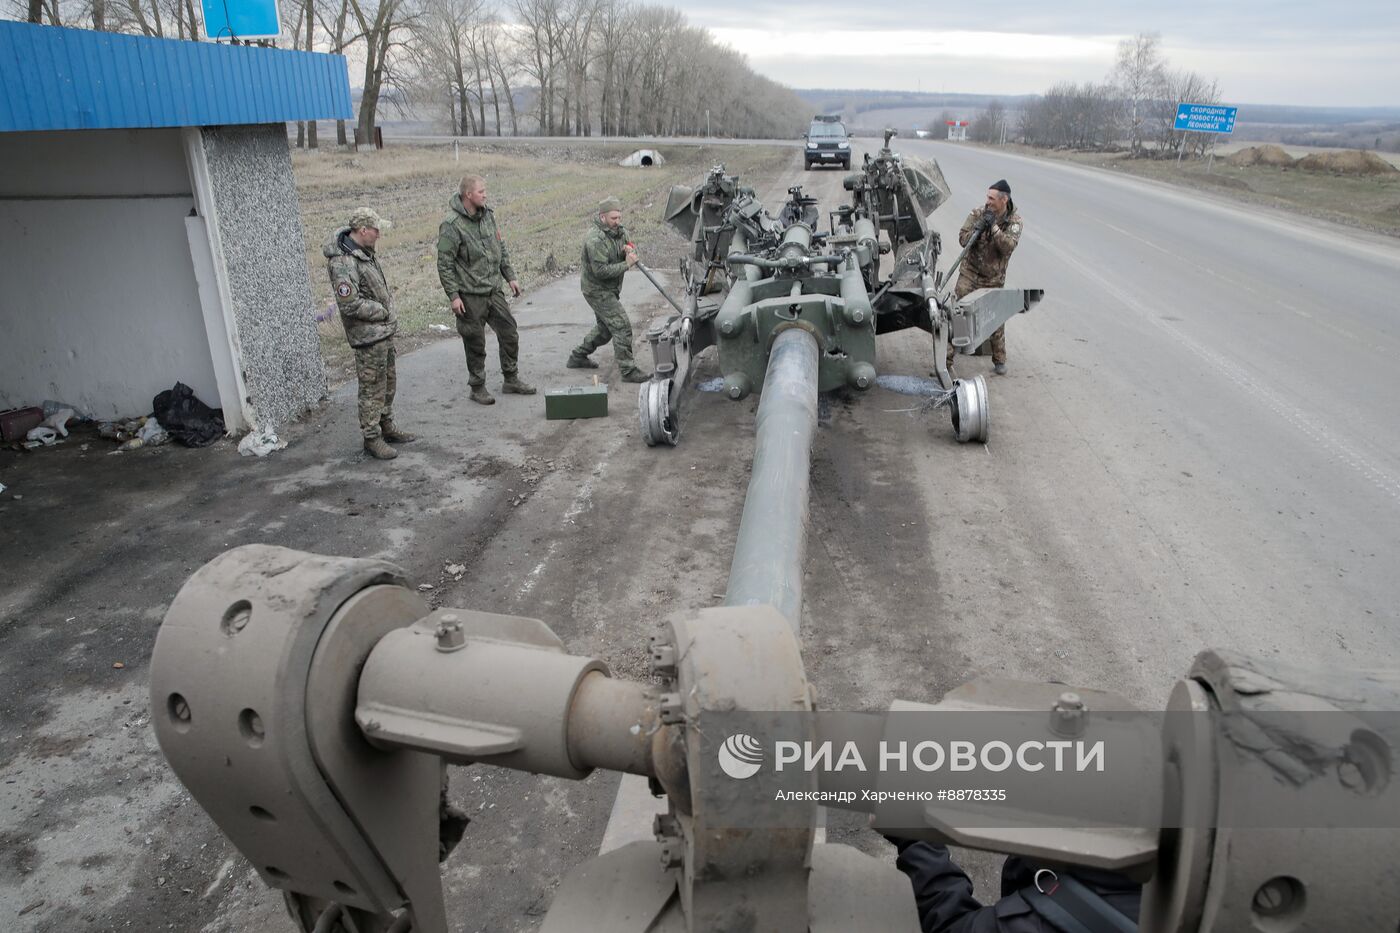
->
[324,207,416,461]
[437,174,536,405]
[566,197,650,383]
[948,179,1024,376]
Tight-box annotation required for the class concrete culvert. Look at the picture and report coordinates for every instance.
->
[620,148,665,167]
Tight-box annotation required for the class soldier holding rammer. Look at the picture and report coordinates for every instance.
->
[437,174,536,405]
[566,197,650,383]
[947,179,1023,376]
[324,207,415,461]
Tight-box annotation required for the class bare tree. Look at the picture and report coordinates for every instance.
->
[484,20,519,134]
[346,0,415,145]
[971,100,1005,144]
[1113,32,1166,154]
[1155,69,1220,156]
[409,0,488,135]
[512,0,566,134]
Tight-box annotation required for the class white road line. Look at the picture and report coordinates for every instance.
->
[1040,235,1400,507]
[201,858,236,898]
[515,462,607,601]
[921,141,1400,268]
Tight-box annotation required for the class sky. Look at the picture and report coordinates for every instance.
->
[693,1,1400,108]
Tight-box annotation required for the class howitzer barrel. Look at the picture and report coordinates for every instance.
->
[723,328,821,631]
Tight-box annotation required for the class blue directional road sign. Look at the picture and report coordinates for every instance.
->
[1174,103,1237,134]
[201,0,280,40]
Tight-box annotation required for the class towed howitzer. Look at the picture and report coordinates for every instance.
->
[638,129,1044,447]
[152,174,1399,925]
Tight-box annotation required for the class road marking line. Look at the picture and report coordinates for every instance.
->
[516,460,608,600]
[201,858,236,898]
[1039,236,1400,507]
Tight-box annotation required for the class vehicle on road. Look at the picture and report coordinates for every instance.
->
[804,114,851,170]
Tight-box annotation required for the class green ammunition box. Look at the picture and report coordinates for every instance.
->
[544,384,609,420]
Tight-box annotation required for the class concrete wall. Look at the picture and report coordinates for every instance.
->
[0,129,220,420]
[200,125,325,428]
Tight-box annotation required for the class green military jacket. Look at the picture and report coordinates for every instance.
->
[956,207,1023,293]
[580,218,630,298]
[324,228,398,348]
[437,195,516,298]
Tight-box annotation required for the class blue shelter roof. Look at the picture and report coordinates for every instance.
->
[0,21,352,132]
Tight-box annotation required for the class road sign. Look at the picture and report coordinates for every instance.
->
[1174,103,1237,134]
[201,0,280,41]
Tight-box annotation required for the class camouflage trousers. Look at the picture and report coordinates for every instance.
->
[354,339,397,439]
[455,291,520,387]
[947,276,1008,367]
[575,291,641,376]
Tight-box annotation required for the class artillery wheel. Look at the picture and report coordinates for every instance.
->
[639,379,680,447]
[951,375,989,444]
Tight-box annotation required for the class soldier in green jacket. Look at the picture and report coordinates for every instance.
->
[324,207,416,461]
[437,174,536,405]
[566,197,650,383]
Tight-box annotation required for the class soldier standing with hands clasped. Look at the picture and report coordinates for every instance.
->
[325,207,415,461]
[947,179,1023,376]
[437,174,536,405]
[565,197,651,383]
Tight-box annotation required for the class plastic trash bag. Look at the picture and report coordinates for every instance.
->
[152,383,225,448]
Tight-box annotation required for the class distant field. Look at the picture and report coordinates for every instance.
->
[292,142,791,382]
[989,143,1400,239]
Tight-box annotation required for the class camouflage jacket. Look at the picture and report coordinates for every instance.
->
[437,196,516,298]
[956,207,1023,294]
[580,219,630,298]
[324,228,397,348]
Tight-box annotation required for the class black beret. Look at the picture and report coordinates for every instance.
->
[989,179,1011,194]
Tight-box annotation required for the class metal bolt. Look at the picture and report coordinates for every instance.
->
[435,619,466,653]
[1050,691,1086,737]
[649,638,677,677]
[659,691,685,725]
[653,813,679,839]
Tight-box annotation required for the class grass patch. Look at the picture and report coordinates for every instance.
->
[990,144,1400,240]
[292,142,793,382]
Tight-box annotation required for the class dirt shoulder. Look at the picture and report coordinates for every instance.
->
[977,142,1400,238]
[293,141,793,384]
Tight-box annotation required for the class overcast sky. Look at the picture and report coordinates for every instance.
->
[692,1,1400,108]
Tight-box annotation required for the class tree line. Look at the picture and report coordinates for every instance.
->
[940,34,1224,158]
[9,0,811,144]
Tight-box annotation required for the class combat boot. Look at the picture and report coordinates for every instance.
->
[502,375,537,395]
[620,370,651,384]
[469,385,496,405]
[364,436,398,460]
[380,420,417,443]
[566,353,599,369]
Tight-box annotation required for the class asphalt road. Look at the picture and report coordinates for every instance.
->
[3,137,1398,932]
